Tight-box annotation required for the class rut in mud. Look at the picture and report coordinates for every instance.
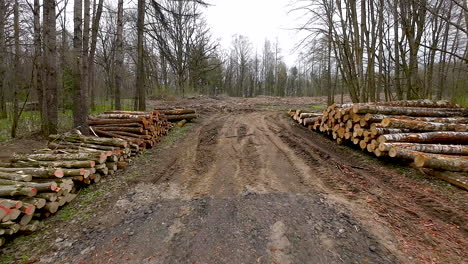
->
[5,109,466,264]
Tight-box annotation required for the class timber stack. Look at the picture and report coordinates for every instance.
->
[289,100,468,188]
[154,108,198,127]
[88,110,173,149]
[0,109,175,246]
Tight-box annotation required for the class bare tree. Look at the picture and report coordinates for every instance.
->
[0,0,7,119]
[114,0,124,110]
[43,0,58,134]
[136,0,146,110]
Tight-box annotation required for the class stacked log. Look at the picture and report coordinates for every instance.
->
[0,109,176,246]
[290,100,468,187]
[88,110,173,149]
[155,108,198,125]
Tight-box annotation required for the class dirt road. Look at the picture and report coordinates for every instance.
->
[2,100,466,264]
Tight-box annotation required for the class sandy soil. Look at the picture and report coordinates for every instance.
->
[0,96,466,264]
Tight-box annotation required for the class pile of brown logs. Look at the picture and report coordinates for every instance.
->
[88,110,173,149]
[0,110,175,246]
[154,108,198,127]
[289,100,468,188]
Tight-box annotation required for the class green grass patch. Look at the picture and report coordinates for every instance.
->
[453,94,468,108]
[163,124,192,145]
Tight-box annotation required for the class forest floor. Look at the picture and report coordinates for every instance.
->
[0,96,466,264]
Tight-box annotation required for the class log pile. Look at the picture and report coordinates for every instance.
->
[88,110,173,149]
[154,108,198,127]
[0,109,175,246]
[289,100,468,189]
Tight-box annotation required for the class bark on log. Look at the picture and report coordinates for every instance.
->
[379,142,468,155]
[88,118,148,128]
[49,134,128,148]
[364,114,468,124]
[414,153,468,172]
[387,148,420,160]
[0,180,58,192]
[60,169,93,178]
[156,109,196,115]
[353,104,468,117]
[0,186,37,197]
[89,113,152,120]
[382,118,468,132]
[9,160,95,169]
[164,114,198,121]
[370,127,410,136]
[11,153,108,164]
[378,132,468,144]
[0,172,32,182]
[0,168,64,178]
[90,126,144,134]
[303,117,321,126]
[48,142,116,151]
[377,99,459,108]
[93,129,143,145]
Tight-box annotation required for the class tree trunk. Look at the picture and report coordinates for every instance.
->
[136,0,146,110]
[114,0,124,110]
[88,0,104,112]
[73,0,86,133]
[11,0,20,138]
[0,0,6,119]
[43,0,58,135]
[33,0,45,132]
[81,0,91,134]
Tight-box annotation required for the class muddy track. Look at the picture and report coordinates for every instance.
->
[20,110,466,264]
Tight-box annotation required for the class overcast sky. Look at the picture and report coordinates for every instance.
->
[204,0,304,66]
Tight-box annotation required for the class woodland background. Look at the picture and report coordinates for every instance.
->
[0,0,466,140]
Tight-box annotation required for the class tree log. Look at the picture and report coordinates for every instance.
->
[177,119,187,127]
[20,198,46,209]
[303,117,321,126]
[90,126,144,134]
[365,114,468,124]
[0,168,64,178]
[156,109,195,115]
[378,132,468,144]
[370,127,410,136]
[379,142,468,155]
[49,134,128,148]
[0,172,32,182]
[0,180,58,192]
[377,99,459,108]
[0,186,37,197]
[382,118,468,132]
[11,153,108,164]
[36,192,57,202]
[387,148,420,160]
[164,114,198,121]
[353,104,468,117]
[9,160,95,169]
[414,153,468,172]
[93,129,143,145]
